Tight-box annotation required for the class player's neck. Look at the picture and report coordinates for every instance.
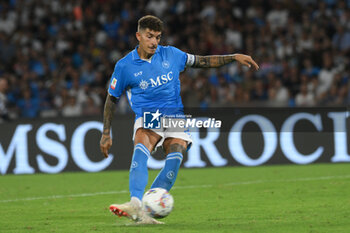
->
[137,46,153,60]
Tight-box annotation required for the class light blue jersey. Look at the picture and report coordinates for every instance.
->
[108,45,194,119]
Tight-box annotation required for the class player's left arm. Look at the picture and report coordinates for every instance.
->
[191,54,259,70]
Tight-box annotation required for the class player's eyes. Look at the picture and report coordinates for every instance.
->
[146,34,161,39]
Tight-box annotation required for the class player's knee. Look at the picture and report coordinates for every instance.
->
[167,143,186,154]
[134,129,161,151]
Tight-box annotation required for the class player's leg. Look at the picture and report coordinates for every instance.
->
[151,138,187,191]
[129,128,161,204]
[110,128,163,224]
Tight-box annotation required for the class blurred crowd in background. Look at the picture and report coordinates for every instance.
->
[0,0,350,122]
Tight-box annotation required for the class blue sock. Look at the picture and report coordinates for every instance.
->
[151,152,183,191]
[129,143,149,200]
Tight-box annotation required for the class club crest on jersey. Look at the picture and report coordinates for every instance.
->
[111,78,117,90]
[139,79,149,90]
[162,60,170,69]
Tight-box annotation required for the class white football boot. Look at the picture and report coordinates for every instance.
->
[109,202,164,224]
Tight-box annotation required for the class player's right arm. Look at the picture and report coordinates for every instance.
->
[100,94,117,158]
[100,61,127,158]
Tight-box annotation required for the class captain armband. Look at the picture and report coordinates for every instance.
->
[186,53,195,67]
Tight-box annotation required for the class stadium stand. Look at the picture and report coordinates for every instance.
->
[0,0,349,121]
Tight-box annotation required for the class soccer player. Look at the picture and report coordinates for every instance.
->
[100,15,259,224]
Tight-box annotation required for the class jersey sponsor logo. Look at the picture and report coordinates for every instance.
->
[162,60,170,69]
[134,71,143,77]
[111,78,117,89]
[139,80,149,90]
[149,71,173,87]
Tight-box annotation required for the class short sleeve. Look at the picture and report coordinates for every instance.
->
[168,46,188,72]
[108,62,127,98]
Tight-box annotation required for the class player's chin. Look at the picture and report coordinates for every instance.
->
[148,48,156,54]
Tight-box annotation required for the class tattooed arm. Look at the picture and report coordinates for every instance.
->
[192,54,259,70]
[100,94,118,158]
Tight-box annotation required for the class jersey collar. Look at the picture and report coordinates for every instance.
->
[132,45,160,63]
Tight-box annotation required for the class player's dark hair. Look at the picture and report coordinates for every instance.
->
[138,15,163,32]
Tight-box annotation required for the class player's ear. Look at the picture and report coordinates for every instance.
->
[136,31,141,42]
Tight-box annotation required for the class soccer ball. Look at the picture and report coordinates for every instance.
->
[142,188,174,218]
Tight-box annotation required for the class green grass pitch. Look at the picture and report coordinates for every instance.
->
[0,164,349,233]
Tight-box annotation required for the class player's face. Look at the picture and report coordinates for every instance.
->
[137,28,161,57]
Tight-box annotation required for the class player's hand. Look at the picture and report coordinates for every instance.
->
[234,54,259,70]
[100,134,112,158]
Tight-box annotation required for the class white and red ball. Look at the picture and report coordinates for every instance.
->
[142,188,174,218]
